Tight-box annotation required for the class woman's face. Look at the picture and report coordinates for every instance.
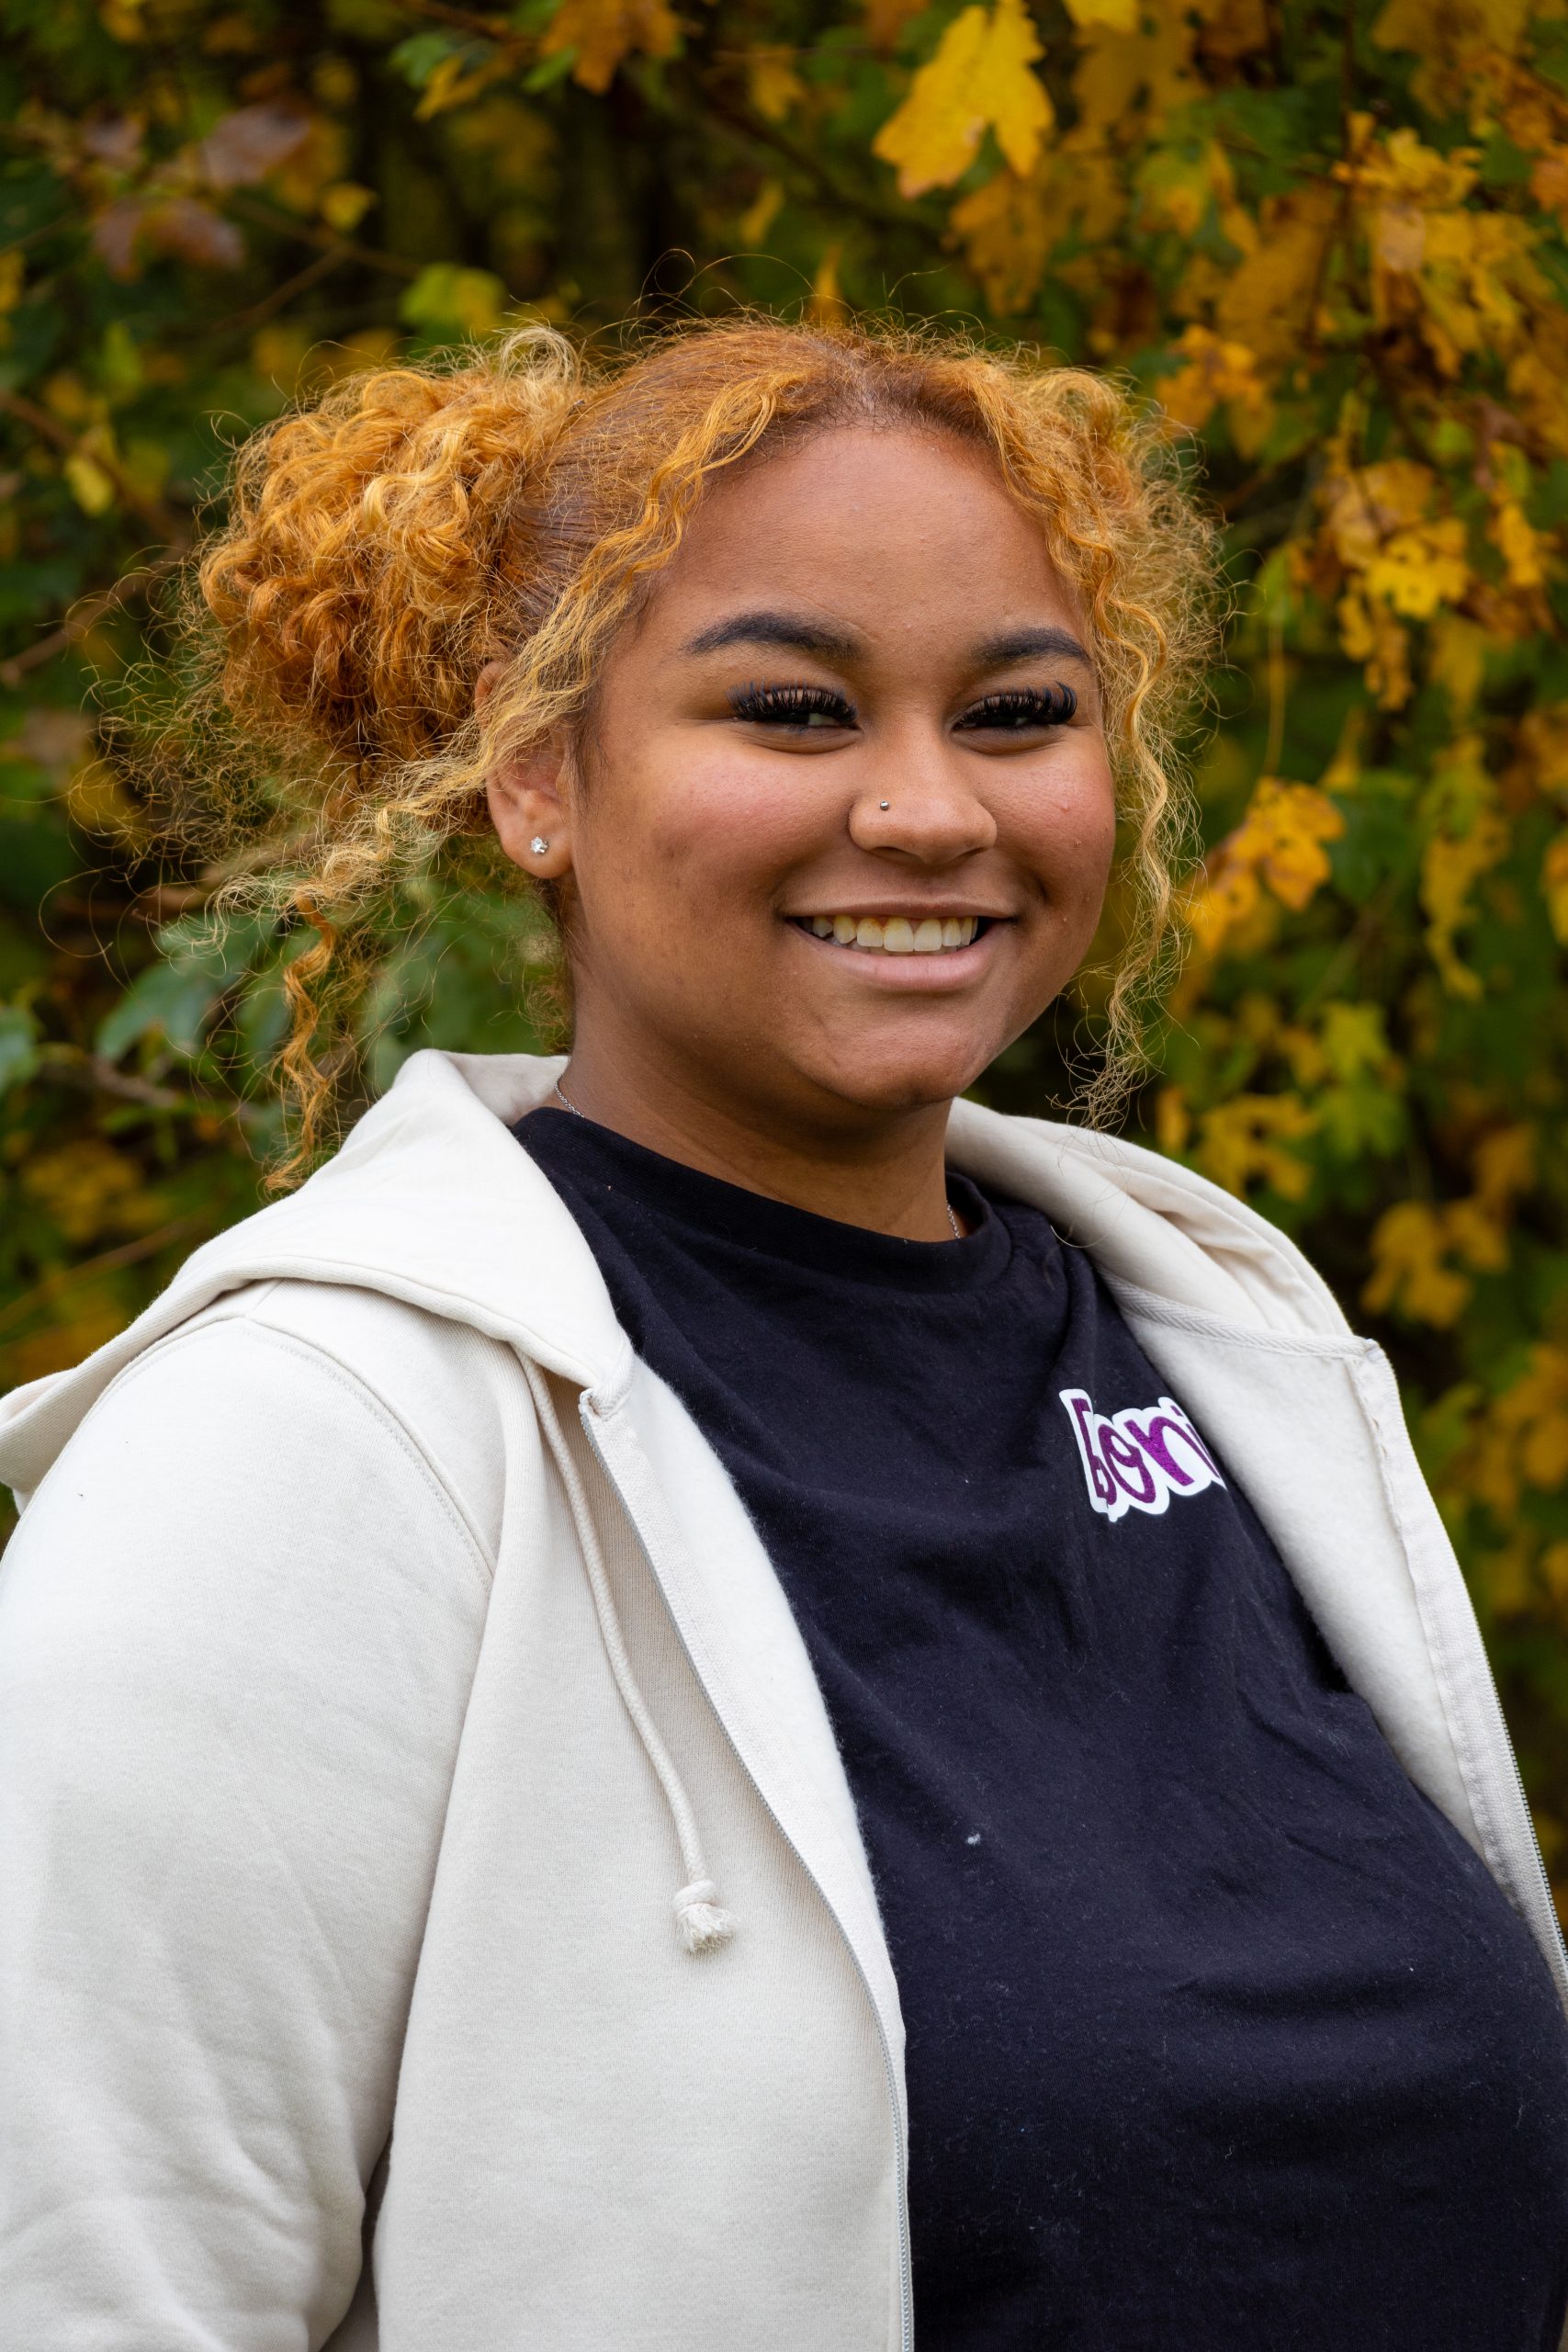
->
[493,423,1118,1137]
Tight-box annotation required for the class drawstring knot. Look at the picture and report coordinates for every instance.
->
[524,1363,739,1961]
[673,1878,739,1956]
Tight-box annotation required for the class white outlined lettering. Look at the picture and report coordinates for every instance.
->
[1058,1388,1225,1523]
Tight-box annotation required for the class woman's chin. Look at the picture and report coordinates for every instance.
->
[789,1029,1007,1118]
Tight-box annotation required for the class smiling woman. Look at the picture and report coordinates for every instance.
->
[3,315,1567,2352]
[182,317,1213,1174]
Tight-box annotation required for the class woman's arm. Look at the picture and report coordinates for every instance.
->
[0,1309,492,2350]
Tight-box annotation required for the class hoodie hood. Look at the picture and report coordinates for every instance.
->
[0,1047,1348,1507]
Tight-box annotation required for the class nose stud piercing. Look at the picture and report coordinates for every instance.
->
[879,799,890,809]
[529,835,550,855]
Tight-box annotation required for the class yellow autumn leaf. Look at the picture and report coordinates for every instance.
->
[319,181,376,233]
[1253,781,1346,910]
[63,452,116,515]
[1472,1124,1535,1215]
[873,0,1054,199]
[1071,7,1197,138]
[539,0,682,96]
[1463,1347,1568,1517]
[739,178,784,248]
[1136,140,1237,239]
[1421,801,1507,997]
[808,244,848,326]
[1542,831,1568,943]
[21,1138,143,1245]
[1427,615,1489,714]
[1361,516,1472,618]
[1513,703,1568,801]
[1063,0,1138,28]
[1363,1200,1473,1325]
[747,47,807,123]
[1184,777,1345,956]
[1318,1000,1395,1084]
[1157,323,1267,431]
[1154,1084,1190,1155]
[1337,584,1414,710]
[1322,456,1435,567]
[415,51,508,119]
[1192,1093,1317,1200]
[1372,0,1530,63]
[67,754,140,839]
[1491,497,1551,590]
[948,166,1055,313]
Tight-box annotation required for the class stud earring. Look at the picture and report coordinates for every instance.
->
[529,835,550,855]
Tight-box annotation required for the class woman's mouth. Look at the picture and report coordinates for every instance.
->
[789,913,991,956]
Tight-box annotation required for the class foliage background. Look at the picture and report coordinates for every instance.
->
[6,0,1568,1903]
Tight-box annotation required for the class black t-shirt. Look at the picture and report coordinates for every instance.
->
[518,1106,1568,2351]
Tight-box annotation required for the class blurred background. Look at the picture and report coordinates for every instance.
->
[5,0,1568,1906]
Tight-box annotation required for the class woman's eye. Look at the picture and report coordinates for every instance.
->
[953,684,1078,733]
[728,682,857,731]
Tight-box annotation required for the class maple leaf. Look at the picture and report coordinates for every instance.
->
[873,0,1053,199]
[1070,8,1199,139]
[538,0,682,95]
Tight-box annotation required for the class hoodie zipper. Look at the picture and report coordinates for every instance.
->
[578,1395,915,2352]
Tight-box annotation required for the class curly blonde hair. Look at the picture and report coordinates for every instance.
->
[172,313,1216,1171]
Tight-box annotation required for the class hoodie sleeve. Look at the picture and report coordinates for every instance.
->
[0,1310,493,2351]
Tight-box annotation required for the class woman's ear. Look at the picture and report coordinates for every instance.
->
[477,660,574,883]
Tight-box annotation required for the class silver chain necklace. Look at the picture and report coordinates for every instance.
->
[552,1078,962,1240]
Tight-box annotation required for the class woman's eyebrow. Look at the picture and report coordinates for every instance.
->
[682,610,863,662]
[973,626,1092,669]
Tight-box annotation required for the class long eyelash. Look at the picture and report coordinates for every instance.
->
[728,681,856,726]
[957,684,1078,730]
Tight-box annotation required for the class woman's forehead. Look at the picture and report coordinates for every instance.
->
[638,424,1081,637]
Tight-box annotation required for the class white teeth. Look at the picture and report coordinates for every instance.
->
[802,913,985,953]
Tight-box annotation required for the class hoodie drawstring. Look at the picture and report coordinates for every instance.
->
[523,1363,738,1956]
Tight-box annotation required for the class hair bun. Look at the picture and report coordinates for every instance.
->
[199,327,581,771]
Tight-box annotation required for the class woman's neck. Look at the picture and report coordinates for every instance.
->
[553,1037,960,1242]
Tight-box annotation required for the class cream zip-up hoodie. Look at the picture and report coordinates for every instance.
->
[1,1047,1563,2352]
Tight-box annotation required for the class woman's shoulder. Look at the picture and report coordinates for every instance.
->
[13,1278,514,1602]
[948,1097,1353,1341]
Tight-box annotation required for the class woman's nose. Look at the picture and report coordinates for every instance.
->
[846,738,998,865]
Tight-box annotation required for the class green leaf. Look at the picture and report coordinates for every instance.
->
[96,915,277,1062]
[0,1001,39,1097]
